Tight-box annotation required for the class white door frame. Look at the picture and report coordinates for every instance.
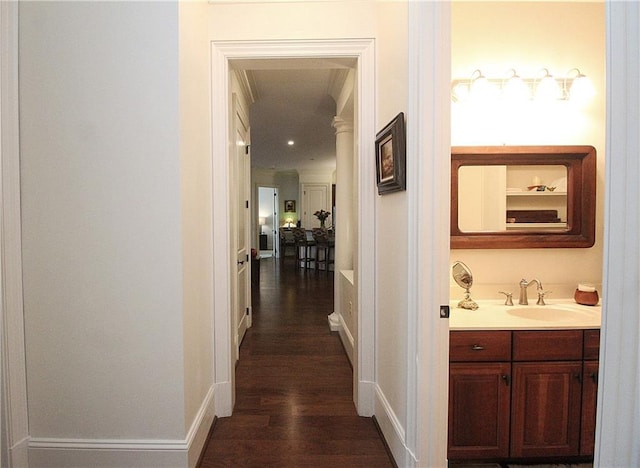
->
[1,2,30,465]
[406,3,451,465]
[210,39,377,416]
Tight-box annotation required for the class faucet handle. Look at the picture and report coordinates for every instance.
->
[499,291,514,306]
[537,290,552,306]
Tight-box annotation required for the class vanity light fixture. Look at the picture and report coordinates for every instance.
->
[502,68,530,102]
[287,140,295,146]
[565,68,596,103]
[535,68,562,101]
[468,69,499,102]
[451,68,594,103]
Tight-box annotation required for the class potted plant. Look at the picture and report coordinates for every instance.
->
[313,210,331,228]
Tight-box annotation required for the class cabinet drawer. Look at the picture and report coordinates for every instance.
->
[583,329,600,360]
[513,330,583,361]
[450,331,511,362]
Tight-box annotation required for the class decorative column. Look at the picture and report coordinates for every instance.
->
[328,116,354,330]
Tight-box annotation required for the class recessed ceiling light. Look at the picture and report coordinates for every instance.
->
[287,140,295,146]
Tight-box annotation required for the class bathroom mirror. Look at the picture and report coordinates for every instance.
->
[452,260,478,310]
[451,146,596,249]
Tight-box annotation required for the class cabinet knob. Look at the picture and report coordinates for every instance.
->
[501,374,510,386]
[590,372,598,384]
[471,344,484,351]
[574,373,583,383]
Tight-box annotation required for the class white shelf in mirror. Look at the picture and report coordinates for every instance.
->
[506,191,567,197]
[506,222,567,229]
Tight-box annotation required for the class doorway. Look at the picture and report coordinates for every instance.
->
[210,39,377,418]
[257,186,278,258]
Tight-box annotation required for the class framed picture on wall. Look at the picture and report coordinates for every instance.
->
[284,200,296,212]
[375,112,406,195]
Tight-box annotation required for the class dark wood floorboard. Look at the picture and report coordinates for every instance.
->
[198,256,394,467]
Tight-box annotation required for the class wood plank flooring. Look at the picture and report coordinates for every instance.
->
[198,256,394,467]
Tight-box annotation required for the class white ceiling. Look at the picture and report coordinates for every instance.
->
[237,60,353,172]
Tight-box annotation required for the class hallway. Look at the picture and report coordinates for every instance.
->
[198,256,394,467]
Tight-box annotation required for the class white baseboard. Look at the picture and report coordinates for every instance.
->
[28,386,216,468]
[10,436,29,467]
[338,313,354,366]
[187,385,216,468]
[214,380,233,417]
[357,379,375,416]
[375,384,409,467]
[28,439,188,468]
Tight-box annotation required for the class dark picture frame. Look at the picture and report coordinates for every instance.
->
[284,200,296,212]
[375,112,406,195]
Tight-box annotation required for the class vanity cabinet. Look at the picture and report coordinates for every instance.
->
[448,331,512,459]
[580,329,600,457]
[510,330,584,458]
[449,329,599,463]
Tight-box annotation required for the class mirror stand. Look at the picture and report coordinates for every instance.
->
[452,261,479,310]
[458,289,479,310]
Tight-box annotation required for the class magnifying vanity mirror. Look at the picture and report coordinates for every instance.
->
[451,146,596,249]
[452,261,478,310]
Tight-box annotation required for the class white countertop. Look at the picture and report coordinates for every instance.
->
[449,299,601,330]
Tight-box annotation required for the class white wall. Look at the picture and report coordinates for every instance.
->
[179,2,216,465]
[372,1,411,464]
[275,171,300,226]
[209,1,411,463]
[451,2,605,299]
[19,1,191,465]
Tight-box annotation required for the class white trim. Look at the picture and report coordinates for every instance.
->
[338,313,354,349]
[186,386,215,468]
[210,39,376,417]
[374,384,408,467]
[597,2,640,466]
[407,2,451,467]
[1,2,30,467]
[214,380,233,418]
[27,444,187,468]
[337,312,354,365]
[29,438,189,451]
[27,385,215,467]
[211,42,234,418]
[354,38,377,418]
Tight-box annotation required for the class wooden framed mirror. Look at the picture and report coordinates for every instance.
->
[451,146,596,249]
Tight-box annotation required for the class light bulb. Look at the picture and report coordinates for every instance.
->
[535,70,562,101]
[503,75,530,101]
[469,70,498,102]
[569,75,595,103]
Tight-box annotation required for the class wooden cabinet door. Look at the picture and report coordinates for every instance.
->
[580,360,599,456]
[448,362,511,460]
[511,362,582,458]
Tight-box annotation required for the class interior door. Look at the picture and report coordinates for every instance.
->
[233,95,251,361]
[302,183,329,228]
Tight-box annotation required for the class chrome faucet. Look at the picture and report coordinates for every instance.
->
[519,278,543,305]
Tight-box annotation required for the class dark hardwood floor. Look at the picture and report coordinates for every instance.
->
[198,255,394,467]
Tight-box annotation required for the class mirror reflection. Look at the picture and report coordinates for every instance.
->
[458,165,568,232]
[450,146,596,249]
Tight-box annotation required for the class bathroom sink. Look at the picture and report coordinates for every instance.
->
[507,307,589,322]
[449,299,601,330]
